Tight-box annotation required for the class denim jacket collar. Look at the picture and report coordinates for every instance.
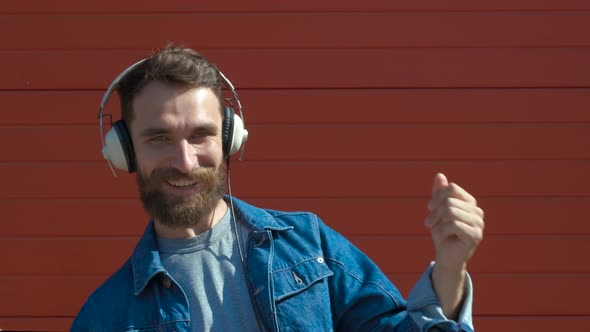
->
[229,196,294,232]
[131,221,166,296]
[130,196,292,296]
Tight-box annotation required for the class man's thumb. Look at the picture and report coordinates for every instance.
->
[432,172,449,195]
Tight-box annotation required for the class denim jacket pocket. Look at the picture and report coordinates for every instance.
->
[273,256,334,301]
[272,257,335,331]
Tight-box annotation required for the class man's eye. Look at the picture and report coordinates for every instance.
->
[149,136,169,143]
[189,133,209,143]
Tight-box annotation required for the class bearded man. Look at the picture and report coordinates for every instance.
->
[72,45,484,332]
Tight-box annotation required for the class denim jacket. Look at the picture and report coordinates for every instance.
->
[72,197,474,332]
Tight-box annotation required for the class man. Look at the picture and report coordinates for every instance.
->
[72,45,484,331]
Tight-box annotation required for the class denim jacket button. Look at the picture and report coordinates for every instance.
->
[317,257,324,264]
[161,277,172,289]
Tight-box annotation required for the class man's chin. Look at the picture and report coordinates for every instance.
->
[136,165,226,227]
[160,190,201,206]
[144,190,224,227]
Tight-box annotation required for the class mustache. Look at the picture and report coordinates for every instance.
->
[150,167,217,183]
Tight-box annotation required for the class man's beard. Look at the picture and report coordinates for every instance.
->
[136,165,226,228]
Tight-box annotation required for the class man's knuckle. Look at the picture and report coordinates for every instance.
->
[445,196,454,206]
[474,229,484,243]
[476,207,484,217]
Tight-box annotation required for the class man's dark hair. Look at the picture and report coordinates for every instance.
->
[116,45,224,126]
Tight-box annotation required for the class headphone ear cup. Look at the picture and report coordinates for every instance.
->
[221,106,249,158]
[102,121,136,173]
[229,112,248,157]
[221,106,234,158]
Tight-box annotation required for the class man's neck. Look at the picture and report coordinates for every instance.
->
[154,199,228,239]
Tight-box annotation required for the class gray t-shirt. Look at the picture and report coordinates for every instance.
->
[157,209,260,332]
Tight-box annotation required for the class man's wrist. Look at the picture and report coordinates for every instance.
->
[431,262,467,320]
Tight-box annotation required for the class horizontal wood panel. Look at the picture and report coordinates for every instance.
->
[1,316,588,332]
[0,317,72,331]
[2,13,589,49]
[0,236,586,275]
[471,274,590,315]
[0,238,135,275]
[253,197,590,236]
[0,161,587,199]
[2,48,590,90]
[474,317,590,332]
[0,276,104,317]
[2,0,590,13]
[3,123,589,161]
[360,237,590,274]
[4,89,590,125]
[0,274,587,316]
[0,199,148,237]
[2,197,589,237]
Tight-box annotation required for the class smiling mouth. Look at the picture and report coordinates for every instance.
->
[166,179,198,188]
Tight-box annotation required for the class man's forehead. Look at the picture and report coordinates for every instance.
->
[133,82,211,105]
[131,82,221,120]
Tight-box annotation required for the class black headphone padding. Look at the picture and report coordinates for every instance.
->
[222,106,235,159]
[112,120,136,173]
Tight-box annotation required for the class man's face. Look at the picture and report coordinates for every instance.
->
[129,81,225,227]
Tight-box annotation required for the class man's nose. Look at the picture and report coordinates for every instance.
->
[170,140,198,173]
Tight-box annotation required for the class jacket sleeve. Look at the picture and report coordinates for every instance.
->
[316,214,473,332]
[407,262,474,332]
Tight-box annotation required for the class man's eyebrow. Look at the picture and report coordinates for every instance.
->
[140,124,218,138]
[140,128,170,137]
[192,124,218,135]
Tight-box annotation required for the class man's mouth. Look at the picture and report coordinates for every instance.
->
[166,179,198,188]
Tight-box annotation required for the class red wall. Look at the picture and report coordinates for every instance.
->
[1,1,589,330]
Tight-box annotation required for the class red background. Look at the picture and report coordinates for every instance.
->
[1,0,589,330]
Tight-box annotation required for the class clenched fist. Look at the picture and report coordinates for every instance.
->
[424,173,485,318]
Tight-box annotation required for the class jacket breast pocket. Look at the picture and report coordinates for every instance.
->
[272,257,334,331]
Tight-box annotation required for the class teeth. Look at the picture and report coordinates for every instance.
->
[167,179,197,187]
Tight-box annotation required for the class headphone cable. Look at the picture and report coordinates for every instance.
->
[227,158,246,264]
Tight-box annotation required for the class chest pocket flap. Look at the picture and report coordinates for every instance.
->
[272,257,333,302]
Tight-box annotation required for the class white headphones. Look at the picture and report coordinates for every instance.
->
[98,58,248,176]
